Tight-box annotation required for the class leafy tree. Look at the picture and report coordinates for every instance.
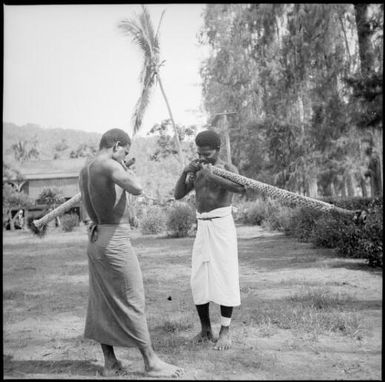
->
[11,138,39,162]
[344,3,383,195]
[147,119,197,162]
[118,5,185,167]
[199,4,382,198]
[53,139,69,159]
[69,144,97,158]
[3,163,24,187]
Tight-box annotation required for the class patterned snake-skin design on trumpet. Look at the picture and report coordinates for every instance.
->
[210,166,354,216]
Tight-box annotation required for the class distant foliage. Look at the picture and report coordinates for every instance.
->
[319,196,382,211]
[333,205,383,267]
[200,4,383,198]
[11,138,40,162]
[280,197,383,267]
[61,213,79,232]
[38,187,65,208]
[241,199,268,225]
[3,122,101,162]
[310,213,346,248]
[262,203,296,232]
[139,206,167,234]
[284,207,324,242]
[166,202,196,237]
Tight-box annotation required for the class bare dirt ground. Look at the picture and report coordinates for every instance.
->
[3,225,382,380]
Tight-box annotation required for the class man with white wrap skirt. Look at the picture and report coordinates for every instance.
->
[174,130,246,350]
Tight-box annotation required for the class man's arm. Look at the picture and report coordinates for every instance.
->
[109,160,143,195]
[202,163,246,194]
[174,171,194,200]
[174,160,202,200]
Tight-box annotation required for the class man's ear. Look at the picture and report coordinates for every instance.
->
[113,141,120,152]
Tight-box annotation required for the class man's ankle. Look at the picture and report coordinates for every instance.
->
[201,326,212,334]
[139,344,157,366]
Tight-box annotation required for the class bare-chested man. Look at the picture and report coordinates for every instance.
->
[79,128,184,378]
[174,130,245,351]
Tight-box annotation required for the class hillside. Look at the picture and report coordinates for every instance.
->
[3,122,102,161]
[3,122,185,201]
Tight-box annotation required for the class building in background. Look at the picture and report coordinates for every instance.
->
[3,158,88,228]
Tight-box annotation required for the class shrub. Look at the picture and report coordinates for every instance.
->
[320,196,383,211]
[358,208,383,267]
[166,202,196,237]
[139,206,167,234]
[310,212,347,248]
[263,203,296,232]
[232,201,251,223]
[309,198,383,267]
[61,213,79,232]
[335,206,383,267]
[284,207,323,241]
[234,199,269,225]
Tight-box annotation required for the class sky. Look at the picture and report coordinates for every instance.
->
[3,4,209,137]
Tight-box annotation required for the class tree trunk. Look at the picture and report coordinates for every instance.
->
[368,155,382,197]
[223,115,232,165]
[330,181,336,197]
[354,5,382,195]
[373,128,383,195]
[345,172,356,197]
[307,176,318,198]
[10,212,19,231]
[156,74,185,169]
[216,115,233,165]
[23,209,29,230]
[354,4,375,76]
[359,176,368,197]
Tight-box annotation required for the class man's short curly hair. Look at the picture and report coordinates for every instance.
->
[195,130,221,150]
[99,129,131,149]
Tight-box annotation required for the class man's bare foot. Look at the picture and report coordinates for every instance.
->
[102,360,131,377]
[145,356,184,378]
[214,326,232,351]
[192,328,216,344]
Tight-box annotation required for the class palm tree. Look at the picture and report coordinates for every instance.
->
[11,139,39,163]
[118,5,185,167]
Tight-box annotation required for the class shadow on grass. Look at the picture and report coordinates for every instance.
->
[238,235,382,274]
[3,354,102,377]
[327,261,383,274]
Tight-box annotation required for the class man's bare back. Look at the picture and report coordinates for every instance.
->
[79,154,140,225]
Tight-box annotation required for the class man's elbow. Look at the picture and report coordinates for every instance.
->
[131,187,143,196]
[174,191,183,200]
[232,185,246,194]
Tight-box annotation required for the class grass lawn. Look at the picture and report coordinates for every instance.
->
[3,224,382,380]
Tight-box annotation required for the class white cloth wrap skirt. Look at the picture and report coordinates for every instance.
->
[191,206,241,307]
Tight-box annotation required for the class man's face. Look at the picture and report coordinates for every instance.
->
[113,142,130,162]
[197,145,219,164]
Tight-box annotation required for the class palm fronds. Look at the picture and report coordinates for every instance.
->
[118,5,164,136]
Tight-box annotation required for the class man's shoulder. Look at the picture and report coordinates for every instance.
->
[82,157,119,176]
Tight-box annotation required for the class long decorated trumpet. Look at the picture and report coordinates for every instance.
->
[209,166,355,217]
[33,164,358,234]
